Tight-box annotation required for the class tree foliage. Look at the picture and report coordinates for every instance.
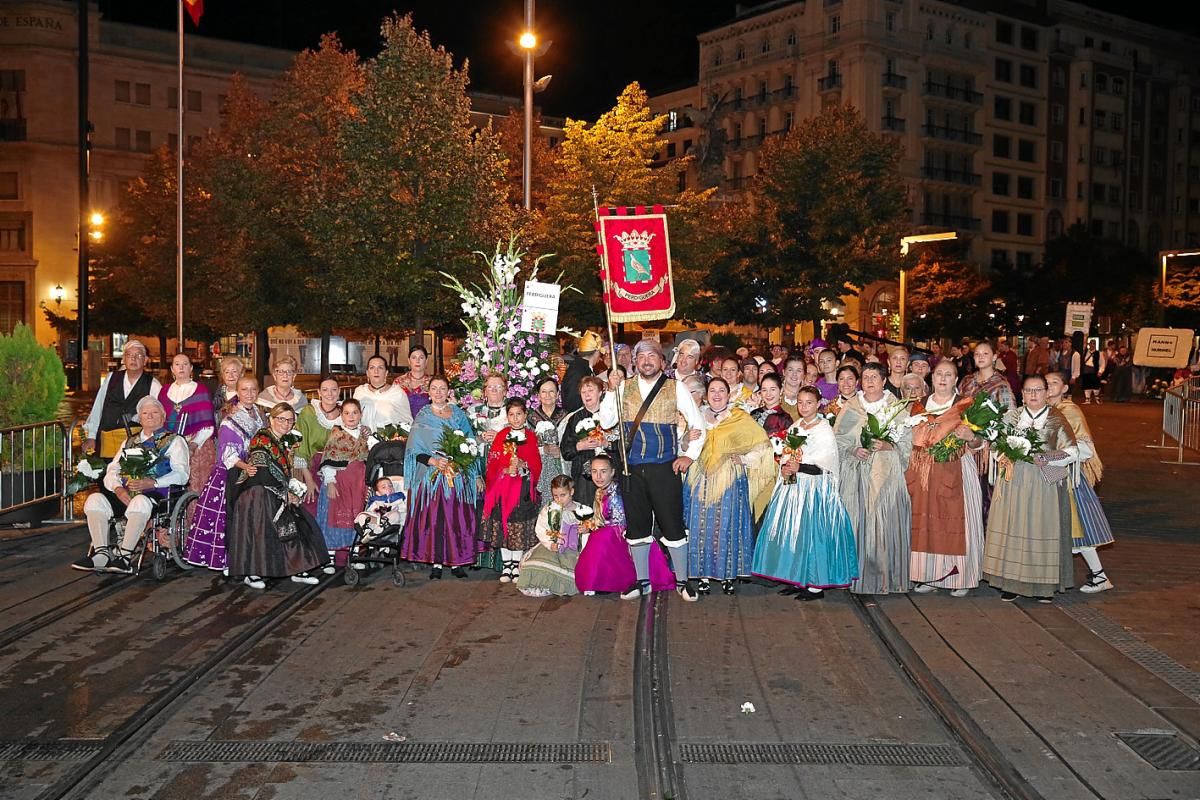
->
[0,323,66,429]
[905,253,992,341]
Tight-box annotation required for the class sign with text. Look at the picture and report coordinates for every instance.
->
[1132,327,1195,368]
[597,207,676,323]
[1064,302,1093,337]
[520,280,561,335]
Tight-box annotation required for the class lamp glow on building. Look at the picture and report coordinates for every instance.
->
[898,231,958,342]
[51,284,65,306]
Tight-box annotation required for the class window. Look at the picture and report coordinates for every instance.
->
[996,20,1014,44]
[1111,77,1125,95]
[1049,177,1063,199]
[1109,186,1122,205]
[1132,120,1141,137]
[186,90,202,112]
[678,172,687,192]
[1019,102,1036,125]
[1130,156,1141,175]
[134,82,150,106]
[1084,36,1094,48]
[1017,213,1034,236]
[1051,141,1064,162]
[1078,107,1086,126]
[964,31,972,48]
[134,129,151,153]
[927,22,935,41]
[1089,219,1104,237]
[995,58,1013,82]
[1093,146,1106,165]
[1020,27,1039,51]
[991,210,1010,233]
[761,38,771,54]
[734,86,743,101]
[713,50,723,67]
[167,87,178,110]
[1111,112,1123,131]
[992,172,1011,195]
[1095,73,1108,92]
[829,15,841,34]
[666,142,677,158]
[683,138,693,153]
[114,80,130,103]
[1018,176,1035,199]
[1015,251,1034,269]
[0,70,27,142]
[1017,139,1035,162]
[218,94,228,114]
[828,59,840,77]
[1094,109,1106,128]
[945,25,953,45]
[1092,182,1106,201]
[1107,221,1121,240]
[1048,211,1065,237]
[0,172,16,200]
[168,132,178,152]
[1079,71,1087,89]
[0,280,24,335]
[1052,67,1065,88]
[991,249,1010,267]
[115,127,131,150]
[1110,148,1122,167]
[736,44,745,60]
[1051,104,1064,125]
[0,218,27,252]
[886,11,896,32]
[1100,40,1111,53]
[993,134,1011,158]
[1019,64,1038,88]
[994,96,1012,120]
[787,31,797,46]
[784,111,794,131]
[1076,181,1084,200]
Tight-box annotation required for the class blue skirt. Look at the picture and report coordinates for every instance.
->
[1072,480,1114,548]
[752,473,858,589]
[685,468,756,580]
[316,485,357,549]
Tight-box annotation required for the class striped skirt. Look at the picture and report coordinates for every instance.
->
[1071,480,1115,549]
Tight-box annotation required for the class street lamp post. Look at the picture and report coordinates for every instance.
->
[898,231,958,342]
[521,2,534,212]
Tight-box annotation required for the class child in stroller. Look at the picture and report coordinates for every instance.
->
[354,476,406,543]
[344,435,409,585]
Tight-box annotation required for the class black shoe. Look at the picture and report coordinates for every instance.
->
[697,579,711,595]
[778,586,800,596]
[676,580,699,602]
[450,567,467,579]
[721,580,736,595]
[796,589,825,601]
[429,566,443,580]
[1000,591,1018,602]
[72,550,108,571]
[620,579,651,600]
[104,553,134,575]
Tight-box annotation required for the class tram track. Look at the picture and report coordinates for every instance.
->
[0,573,141,652]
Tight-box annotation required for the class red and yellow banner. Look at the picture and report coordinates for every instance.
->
[183,0,204,27]
[595,205,676,323]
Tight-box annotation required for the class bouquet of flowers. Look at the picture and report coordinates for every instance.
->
[504,428,530,475]
[1145,378,1170,400]
[546,502,564,549]
[534,419,558,445]
[574,415,605,444]
[859,398,915,449]
[771,431,808,485]
[991,423,1046,480]
[278,430,303,450]
[822,397,846,427]
[66,453,106,496]
[376,422,411,442]
[287,477,309,499]
[575,503,597,533]
[119,446,166,495]
[928,392,1006,463]
[435,427,482,486]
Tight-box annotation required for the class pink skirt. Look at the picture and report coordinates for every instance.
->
[574,526,676,593]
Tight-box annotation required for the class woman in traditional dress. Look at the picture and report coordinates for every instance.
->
[314,398,373,564]
[835,362,913,594]
[185,376,264,571]
[574,454,642,594]
[684,378,777,595]
[395,345,432,417]
[753,386,857,600]
[957,340,1016,520]
[257,355,308,413]
[1045,372,1115,593]
[470,373,510,570]
[751,373,793,437]
[294,376,342,516]
[212,356,245,417]
[159,353,217,504]
[226,403,329,588]
[528,377,566,502]
[906,359,984,597]
[983,375,1079,602]
[516,475,583,597]
[481,399,543,583]
[813,349,840,403]
[822,364,860,425]
[559,376,618,505]
[401,376,482,579]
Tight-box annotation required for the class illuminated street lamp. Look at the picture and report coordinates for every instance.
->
[898,231,958,342]
[87,211,105,243]
[52,284,65,306]
[509,2,552,211]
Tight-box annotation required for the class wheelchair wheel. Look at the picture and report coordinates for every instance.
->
[344,565,361,587]
[391,563,406,587]
[151,553,168,581]
[167,491,199,572]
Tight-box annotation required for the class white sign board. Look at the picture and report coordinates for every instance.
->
[1064,302,1093,337]
[1132,327,1195,368]
[520,281,561,335]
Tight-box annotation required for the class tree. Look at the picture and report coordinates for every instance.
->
[319,14,510,335]
[905,253,992,341]
[496,108,556,211]
[720,105,908,327]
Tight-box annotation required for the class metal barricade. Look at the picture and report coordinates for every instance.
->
[0,419,69,520]
[1150,377,1200,466]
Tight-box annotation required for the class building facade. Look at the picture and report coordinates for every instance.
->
[650,0,1200,337]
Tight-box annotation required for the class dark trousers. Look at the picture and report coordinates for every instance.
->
[622,461,686,544]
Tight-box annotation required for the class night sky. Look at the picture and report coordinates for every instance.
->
[98,0,1198,120]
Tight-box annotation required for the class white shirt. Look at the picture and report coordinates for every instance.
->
[598,374,706,460]
[165,381,214,447]
[85,370,164,439]
[318,425,378,482]
[101,430,191,492]
[1016,406,1079,466]
[353,383,413,430]
[256,385,308,412]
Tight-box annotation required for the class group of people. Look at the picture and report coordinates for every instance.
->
[73,332,1117,606]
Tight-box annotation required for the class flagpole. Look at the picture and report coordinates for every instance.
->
[592,186,628,476]
[176,0,185,350]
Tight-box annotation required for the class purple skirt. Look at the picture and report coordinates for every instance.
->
[400,480,478,567]
[185,464,230,570]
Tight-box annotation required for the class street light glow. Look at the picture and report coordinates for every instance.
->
[89,212,105,227]
[519,31,537,49]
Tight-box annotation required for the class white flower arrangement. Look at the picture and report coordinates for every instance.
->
[1004,434,1033,456]
[535,420,557,435]
[287,478,308,499]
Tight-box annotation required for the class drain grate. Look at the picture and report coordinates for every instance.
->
[160,740,611,764]
[678,742,968,767]
[0,741,103,762]
[1057,598,1200,704]
[1115,732,1200,771]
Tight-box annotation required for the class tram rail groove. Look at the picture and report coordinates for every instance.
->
[33,573,336,800]
[633,591,686,800]
[0,575,137,651]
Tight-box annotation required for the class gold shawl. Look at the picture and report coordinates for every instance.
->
[1056,399,1103,486]
[699,408,777,520]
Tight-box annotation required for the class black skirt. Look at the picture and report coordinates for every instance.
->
[226,472,329,578]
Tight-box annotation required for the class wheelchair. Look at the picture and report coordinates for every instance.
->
[104,486,199,580]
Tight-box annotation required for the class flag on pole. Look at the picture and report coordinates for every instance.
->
[595,206,676,323]
[183,0,204,27]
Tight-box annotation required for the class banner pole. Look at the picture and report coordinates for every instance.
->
[592,186,629,476]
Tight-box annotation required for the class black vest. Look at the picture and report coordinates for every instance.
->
[99,370,154,433]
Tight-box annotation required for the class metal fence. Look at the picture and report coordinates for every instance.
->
[1150,377,1200,466]
[0,419,71,518]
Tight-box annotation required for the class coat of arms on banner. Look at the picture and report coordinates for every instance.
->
[597,208,676,323]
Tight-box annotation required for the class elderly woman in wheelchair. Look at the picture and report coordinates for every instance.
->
[74,397,191,575]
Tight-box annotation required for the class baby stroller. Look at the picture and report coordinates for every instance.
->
[345,437,409,587]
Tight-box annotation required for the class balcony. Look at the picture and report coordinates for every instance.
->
[882,72,908,90]
[921,166,982,186]
[921,124,983,146]
[818,74,843,92]
[921,212,982,231]
[922,81,983,105]
[881,116,906,133]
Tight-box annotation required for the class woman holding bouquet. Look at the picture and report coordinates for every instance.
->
[481,399,543,583]
[957,340,1015,520]
[983,376,1079,602]
[226,403,329,588]
[529,377,566,502]
[315,398,374,563]
[560,376,618,504]
[753,386,856,599]
[684,378,777,594]
[401,376,483,579]
[834,362,914,594]
[906,360,985,596]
